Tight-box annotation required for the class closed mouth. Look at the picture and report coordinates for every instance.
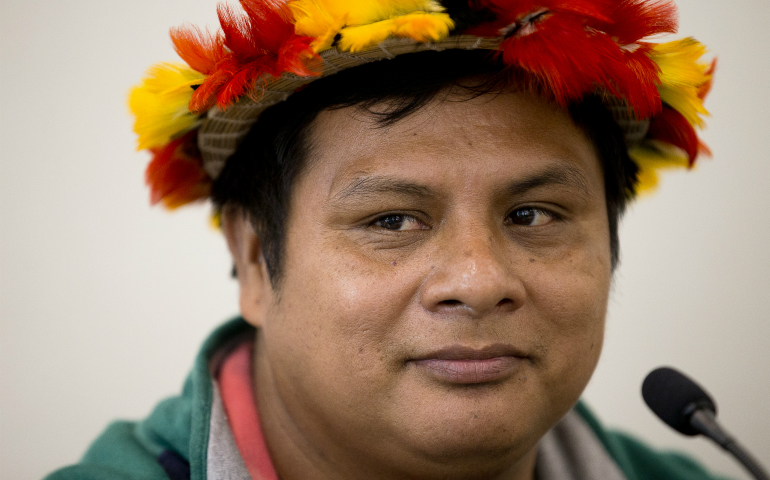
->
[409,344,528,384]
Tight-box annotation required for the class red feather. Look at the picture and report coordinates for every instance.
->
[218,3,258,60]
[496,13,622,105]
[601,0,678,116]
[464,0,675,117]
[276,35,318,77]
[145,131,211,209]
[189,66,232,113]
[472,0,613,22]
[616,43,661,118]
[467,0,613,35]
[218,57,277,108]
[239,0,296,54]
[544,0,614,22]
[646,106,699,165]
[601,0,678,45]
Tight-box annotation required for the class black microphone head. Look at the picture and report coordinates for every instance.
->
[642,367,717,436]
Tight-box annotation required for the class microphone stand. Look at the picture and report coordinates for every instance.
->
[689,408,769,480]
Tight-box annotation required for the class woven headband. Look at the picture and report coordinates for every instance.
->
[129,0,715,210]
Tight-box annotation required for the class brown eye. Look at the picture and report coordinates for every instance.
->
[373,214,425,231]
[508,208,554,226]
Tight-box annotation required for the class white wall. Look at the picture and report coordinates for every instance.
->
[1,1,768,479]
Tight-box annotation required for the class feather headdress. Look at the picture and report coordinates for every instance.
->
[129,0,714,209]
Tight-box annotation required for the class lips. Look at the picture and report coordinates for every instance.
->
[409,345,526,385]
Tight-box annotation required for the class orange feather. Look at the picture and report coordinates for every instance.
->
[698,58,717,100]
[171,25,226,76]
[174,0,319,113]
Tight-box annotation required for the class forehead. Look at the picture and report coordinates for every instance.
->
[300,90,603,199]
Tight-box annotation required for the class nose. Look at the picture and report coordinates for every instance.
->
[420,223,525,318]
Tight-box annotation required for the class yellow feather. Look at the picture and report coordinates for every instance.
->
[339,19,399,52]
[129,62,204,151]
[339,12,453,52]
[290,0,343,51]
[651,38,711,128]
[345,0,445,25]
[209,210,223,231]
[654,39,708,87]
[290,0,448,52]
[658,84,708,128]
[392,12,453,42]
[629,140,691,194]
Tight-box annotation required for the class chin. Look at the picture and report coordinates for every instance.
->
[393,420,539,480]
[390,381,554,464]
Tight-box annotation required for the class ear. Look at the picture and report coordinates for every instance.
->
[221,205,273,328]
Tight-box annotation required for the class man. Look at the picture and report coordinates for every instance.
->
[47,0,722,479]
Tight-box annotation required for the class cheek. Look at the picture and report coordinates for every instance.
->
[265,234,420,397]
[525,236,611,395]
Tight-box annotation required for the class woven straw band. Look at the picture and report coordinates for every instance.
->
[198,35,649,179]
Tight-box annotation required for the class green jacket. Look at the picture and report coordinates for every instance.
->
[45,318,731,480]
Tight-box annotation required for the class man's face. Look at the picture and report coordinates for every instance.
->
[246,90,612,477]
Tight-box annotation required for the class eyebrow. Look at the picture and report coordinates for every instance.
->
[331,162,591,203]
[504,163,590,197]
[332,176,433,202]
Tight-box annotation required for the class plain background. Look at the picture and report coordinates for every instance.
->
[1,1,769,479]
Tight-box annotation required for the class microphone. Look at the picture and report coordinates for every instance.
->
[642,367,769,480]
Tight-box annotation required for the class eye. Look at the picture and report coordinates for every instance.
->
[372,214,426,231]
[507,207,555,226]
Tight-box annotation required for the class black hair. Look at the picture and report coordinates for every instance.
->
[211,49,638,286]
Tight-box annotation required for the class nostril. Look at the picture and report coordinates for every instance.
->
[497,298,515,308]
[438,300,462,307]
[435,298,515,310]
